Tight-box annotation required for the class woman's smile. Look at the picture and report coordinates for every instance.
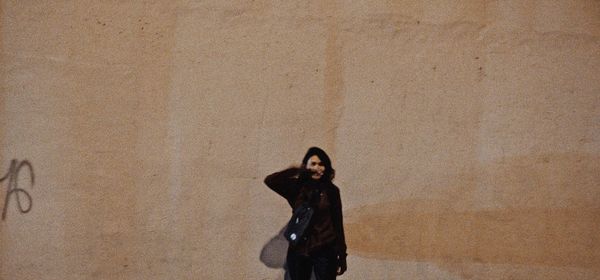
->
[306,155,325,180]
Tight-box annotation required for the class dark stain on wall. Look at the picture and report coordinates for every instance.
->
[346,153,600,270]
[322,0,344,156]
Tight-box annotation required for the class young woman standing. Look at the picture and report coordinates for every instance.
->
[264,147,347,280]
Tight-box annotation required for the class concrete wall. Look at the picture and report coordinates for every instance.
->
[1,1,599,279]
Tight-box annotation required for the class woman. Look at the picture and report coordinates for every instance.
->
[264,147,347,280]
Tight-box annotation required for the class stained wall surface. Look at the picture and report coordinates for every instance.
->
[1,1,599,279]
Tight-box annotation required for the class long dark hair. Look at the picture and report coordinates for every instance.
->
[300,146,335,182]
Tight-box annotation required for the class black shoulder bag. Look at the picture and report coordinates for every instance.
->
[284,189,320,246]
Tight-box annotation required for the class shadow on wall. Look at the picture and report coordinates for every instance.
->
[260,226,316,280]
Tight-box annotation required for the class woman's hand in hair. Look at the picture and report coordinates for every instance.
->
[296,166,315,180]
[285,166,303,179]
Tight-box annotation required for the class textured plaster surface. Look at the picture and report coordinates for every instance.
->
[1,1,599,279]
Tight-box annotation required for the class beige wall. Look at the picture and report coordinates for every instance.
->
[1,1,599,279]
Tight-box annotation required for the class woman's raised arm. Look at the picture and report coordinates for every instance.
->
[264,167,302,200]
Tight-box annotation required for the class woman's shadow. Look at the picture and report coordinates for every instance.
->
[260,226,316,280]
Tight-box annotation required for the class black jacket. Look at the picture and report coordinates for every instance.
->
[264,167,347,256]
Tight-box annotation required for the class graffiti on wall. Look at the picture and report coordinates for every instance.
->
[1,159,34,221]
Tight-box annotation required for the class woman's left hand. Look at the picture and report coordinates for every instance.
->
[336,254,347,275]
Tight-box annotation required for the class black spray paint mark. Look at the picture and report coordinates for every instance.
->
[1,159,34,221]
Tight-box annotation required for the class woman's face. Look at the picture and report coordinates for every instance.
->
[305,155,326,180]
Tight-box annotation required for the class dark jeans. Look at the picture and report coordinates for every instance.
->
[286,245,337,280]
